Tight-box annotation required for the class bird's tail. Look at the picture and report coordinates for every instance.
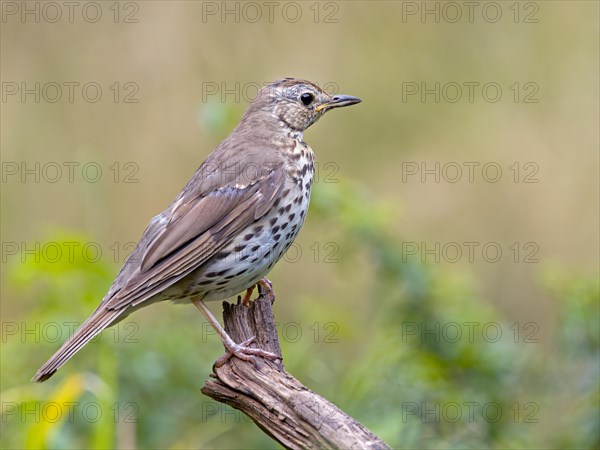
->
[33,308,125,382]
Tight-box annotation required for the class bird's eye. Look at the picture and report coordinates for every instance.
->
[300,92,314,106]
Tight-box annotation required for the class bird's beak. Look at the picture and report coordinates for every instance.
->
[316,95,362,113]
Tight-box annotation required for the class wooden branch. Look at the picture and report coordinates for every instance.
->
[201,285,391,450]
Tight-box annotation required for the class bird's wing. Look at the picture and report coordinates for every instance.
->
[33,161,285,382]
[103,167,285,311]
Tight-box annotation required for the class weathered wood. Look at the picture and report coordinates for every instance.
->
[201,285,391,450]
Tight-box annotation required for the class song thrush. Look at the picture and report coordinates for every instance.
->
[33,78,361,382]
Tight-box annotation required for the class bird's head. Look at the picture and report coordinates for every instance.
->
[247,78,361,132]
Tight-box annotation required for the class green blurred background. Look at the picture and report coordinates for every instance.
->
[1,1,598,448]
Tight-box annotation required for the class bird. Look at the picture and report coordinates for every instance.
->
[33,77,361,382]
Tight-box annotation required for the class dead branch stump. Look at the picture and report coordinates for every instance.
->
[201,286,391,450]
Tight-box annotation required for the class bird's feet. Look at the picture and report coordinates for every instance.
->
[240,277,273,306]
[214,336,281,367]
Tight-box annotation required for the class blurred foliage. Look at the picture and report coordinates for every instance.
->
[1,180,598,449]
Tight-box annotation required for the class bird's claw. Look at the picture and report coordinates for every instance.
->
[257,278,273,296]
[240,277,273,307]
[214,336,281,367]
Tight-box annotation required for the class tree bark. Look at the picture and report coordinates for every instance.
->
[201,285,391,450]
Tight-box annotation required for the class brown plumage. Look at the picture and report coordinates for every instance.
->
[33,78,361,382]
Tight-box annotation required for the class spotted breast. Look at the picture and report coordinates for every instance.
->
[164,138,315,303]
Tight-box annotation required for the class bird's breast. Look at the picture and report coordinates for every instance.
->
[284,140,315,187]
[168,141,315,303]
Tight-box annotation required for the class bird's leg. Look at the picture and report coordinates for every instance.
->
[192,297,280,367]
[240,277,273,306]
[241,285,255,307]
